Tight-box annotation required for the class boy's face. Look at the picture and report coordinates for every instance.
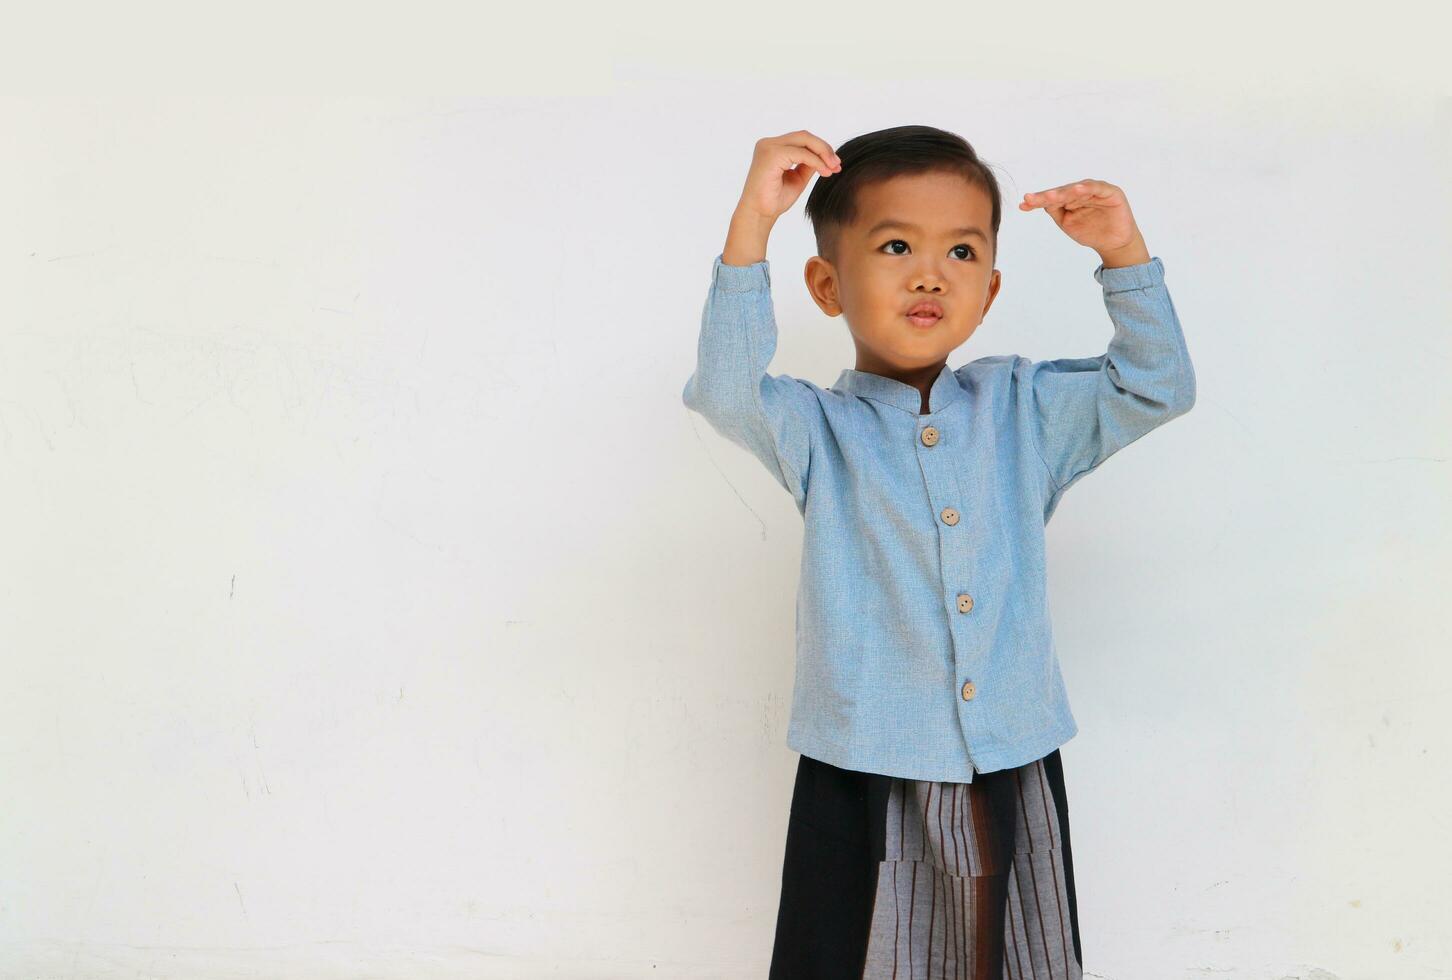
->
[805,171,1002,378]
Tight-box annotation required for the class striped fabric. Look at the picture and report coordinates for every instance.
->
[769,751,1081,979]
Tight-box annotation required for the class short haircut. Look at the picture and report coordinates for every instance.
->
[803,124,1003,268]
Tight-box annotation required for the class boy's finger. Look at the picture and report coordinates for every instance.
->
[794,130,842,169]
[1024,181,1116,204]
[783,145,838,177]
[777,130,842,170]
[1025,184,1081,202]
[806,136,842,170]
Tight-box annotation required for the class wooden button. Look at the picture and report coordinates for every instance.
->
[961,680,976,701]
[956,593,974,613]
[940,507,959,526]
[920,425,939,447]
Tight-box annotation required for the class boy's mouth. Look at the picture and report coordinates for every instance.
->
[906,301,943,327]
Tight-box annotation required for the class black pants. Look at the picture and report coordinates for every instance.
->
[768,750,1081,979]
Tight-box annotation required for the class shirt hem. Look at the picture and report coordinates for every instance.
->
[785,722,1079,783]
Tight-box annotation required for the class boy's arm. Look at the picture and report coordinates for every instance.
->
[1019,255,1197,507]
[682,251,819,509]
[682,131,841,511]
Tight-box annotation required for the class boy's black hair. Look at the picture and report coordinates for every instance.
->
[803,124,1003,269]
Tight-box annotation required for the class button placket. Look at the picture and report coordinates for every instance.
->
[916,413,983,738]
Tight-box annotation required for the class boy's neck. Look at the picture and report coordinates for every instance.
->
[851,359,948,415]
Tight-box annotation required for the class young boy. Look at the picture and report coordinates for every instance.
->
[682,125,1196,979]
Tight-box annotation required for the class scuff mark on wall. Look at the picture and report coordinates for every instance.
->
[686,412,768,540]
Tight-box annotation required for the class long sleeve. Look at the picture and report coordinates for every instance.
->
[1021,256,1196,515]
[682,253,821,510]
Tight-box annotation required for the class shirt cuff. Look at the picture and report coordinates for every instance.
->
[713,252,771,292]
[1093,255,1164,293]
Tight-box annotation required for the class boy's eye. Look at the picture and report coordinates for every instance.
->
[880,239,976,260]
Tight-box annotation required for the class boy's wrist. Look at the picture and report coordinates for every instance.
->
[723,207,776,266]
[1096,231,1151,269]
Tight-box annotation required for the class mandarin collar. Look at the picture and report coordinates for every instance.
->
[832,362,963,416]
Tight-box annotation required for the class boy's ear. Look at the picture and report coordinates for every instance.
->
[803,256,842,317]
[980,267,1003,319]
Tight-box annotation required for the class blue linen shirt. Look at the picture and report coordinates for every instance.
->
[682,251,1196,782]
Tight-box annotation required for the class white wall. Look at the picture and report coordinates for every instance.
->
[2,24,1448,980]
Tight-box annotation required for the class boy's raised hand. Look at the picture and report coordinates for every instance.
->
[1020,179,1146,258]
[736,130,842,222]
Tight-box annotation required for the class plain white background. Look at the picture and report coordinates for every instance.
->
[2,5,1449,978]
